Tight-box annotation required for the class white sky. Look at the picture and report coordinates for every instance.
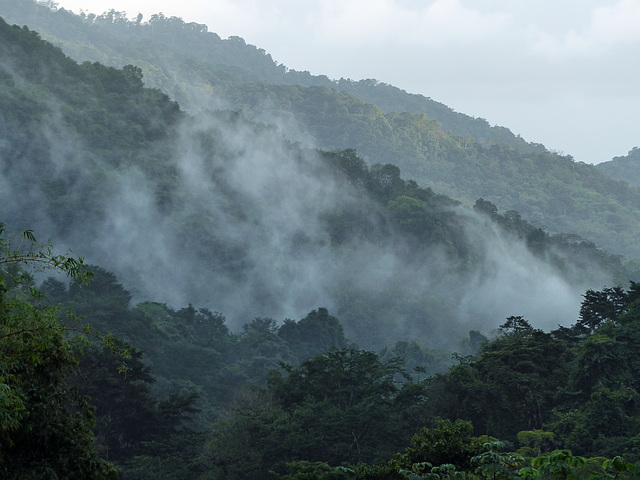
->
[54,0,640,164]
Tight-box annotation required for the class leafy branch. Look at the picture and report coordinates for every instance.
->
[0,223,93,285]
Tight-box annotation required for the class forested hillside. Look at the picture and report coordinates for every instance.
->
[1,16,629,350]
[3,0,640,259]
[0,0,525,148]
[4,11,640,480]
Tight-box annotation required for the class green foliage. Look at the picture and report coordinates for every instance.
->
[202,348,430,479]
[43,264,356,429]
[379,340,453,380]
[596,147,640,188]
[278,308,350,360]
[499,316,536,335]
[527,450,587,480]
[0,224,92,285]
[70,342,200,464]
[516,431,556,457]
[431,324,571,440]
[271,461,355,480]
[7,226,640,479]
[8,5,640,477]
[550,384,640,457]
[578,286,631,333]
[472,442,525,480]
[0,224,118,478]
[601,456,635,479]
[415,283,640,460]
[401,419,495,472]
[0,6,633,361]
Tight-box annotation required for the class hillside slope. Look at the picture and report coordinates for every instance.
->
[3,2,640,259]
[1,18,632,350]
[0,0,529,149]
[3,2,640,258]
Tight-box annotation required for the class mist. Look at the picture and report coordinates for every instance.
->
[0,71,602,351]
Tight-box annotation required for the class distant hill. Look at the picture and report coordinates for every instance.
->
[0,0,532,151]
[596,147,640,188]
[3,1,640,261]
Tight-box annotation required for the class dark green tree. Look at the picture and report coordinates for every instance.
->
[578,287,629,333]
[400,419,494,472]
[204,348,428,478]
[472,441,524,480]
[277,307,349,361]
[426,318,571,441]
[0,224,118,479]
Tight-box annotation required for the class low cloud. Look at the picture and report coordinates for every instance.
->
[1,95,601,350]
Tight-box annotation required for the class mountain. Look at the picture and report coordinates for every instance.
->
[0,16,630,351]
[0,0,533,150]
[3,1,640,260]
[596,147,640,188]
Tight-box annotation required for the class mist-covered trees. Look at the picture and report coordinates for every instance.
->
[6,0,640,259]
[1,10,636,359]
[435,320,571,439]
[70,343,200,464]
[410,282,640,460]
[7,8,640,479]
[7,232,640,479]
[596,147,640,188]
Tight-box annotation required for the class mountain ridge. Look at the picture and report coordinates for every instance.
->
[3,1,639,259]
[1,16,630,351]
[0,1,547,152]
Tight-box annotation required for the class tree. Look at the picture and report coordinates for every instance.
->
[431,322,571,440]
[277,308,349,361]
[271,461,354,480]
[204,348,427,478]
[521,450,586,480]
[474,198,499,219]
[70,342,201,474]
[578,287,629,333]
[550,384,640,457]
[122,64,144,90]
[401,419,494,472]
[471,441,524,480]
[516,430,557,457]
[0,224,118,478]
[268,348,414,465]
[499,316,536,335]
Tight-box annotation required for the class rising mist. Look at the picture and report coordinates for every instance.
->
[0,93,603,350]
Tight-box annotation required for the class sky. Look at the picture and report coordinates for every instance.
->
[54,0,640,165]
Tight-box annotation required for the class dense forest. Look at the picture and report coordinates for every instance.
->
[6,227,640,479]
[2,5,640,480]
[3,0,640,259]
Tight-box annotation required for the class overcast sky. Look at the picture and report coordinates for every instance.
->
[54,0,639,164]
